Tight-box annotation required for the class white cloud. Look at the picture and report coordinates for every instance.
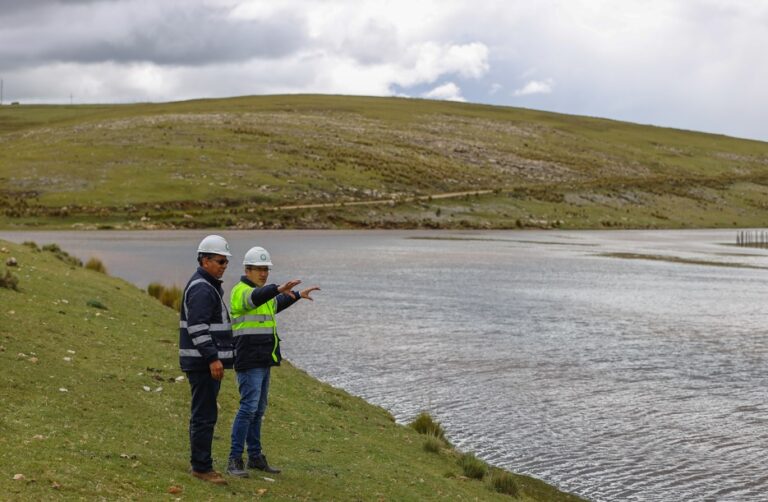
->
[1,0,768,139]
[422,82,465,102]
[394,42,489,88]
[513,78,554,97]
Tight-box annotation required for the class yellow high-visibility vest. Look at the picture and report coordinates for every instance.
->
[230,281,279,363]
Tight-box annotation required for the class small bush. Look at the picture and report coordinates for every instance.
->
[147,282,165,299]
[0,268,19,290]
[458,452,487,480]
[409,412,446,441]
[86,299,108,310]
[422,434,444,454]
[147,282,182,310]
[85,257,107,274]
[22,241,40,251]
[42,243,83,267]
[159,285,182,310]
[490,470,519,496]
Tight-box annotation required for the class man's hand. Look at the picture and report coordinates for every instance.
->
[300,286,321,301]
[209,360,224,381]
[278,279,302,294]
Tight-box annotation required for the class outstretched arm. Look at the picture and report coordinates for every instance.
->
[275,284,321,312]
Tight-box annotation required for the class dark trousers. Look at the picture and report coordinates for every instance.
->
[187,370,221,472]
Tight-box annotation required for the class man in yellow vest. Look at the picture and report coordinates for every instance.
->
[226,245,320,478]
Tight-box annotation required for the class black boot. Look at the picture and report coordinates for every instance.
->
[247,453,281,474]
[226,457,249,478]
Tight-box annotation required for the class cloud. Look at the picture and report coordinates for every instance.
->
[512,78,555,97]
[422,82,465,102]
[394,42,489,88]
[0,2,309,70]
[1,0,768,139]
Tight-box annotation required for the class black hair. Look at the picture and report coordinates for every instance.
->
[197,252,216,265]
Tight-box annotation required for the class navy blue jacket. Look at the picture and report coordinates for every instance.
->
[179,267,234,372]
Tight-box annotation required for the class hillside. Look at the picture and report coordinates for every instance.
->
[0,239,582,500]
[2,95,768,230]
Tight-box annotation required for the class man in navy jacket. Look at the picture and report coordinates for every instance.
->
[179,235,235,485]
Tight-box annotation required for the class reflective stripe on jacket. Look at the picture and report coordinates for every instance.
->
[179,267,234,372]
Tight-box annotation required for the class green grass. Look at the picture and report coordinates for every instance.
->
[0,239,583,501]
[409,411,448,442]
[459,453,489,480]
[2,94,768,230]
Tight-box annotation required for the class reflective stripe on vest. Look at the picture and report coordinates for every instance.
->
[231,314,271,324]
[230,281,279,362]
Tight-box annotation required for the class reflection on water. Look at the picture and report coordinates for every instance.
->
[3,228,768,501]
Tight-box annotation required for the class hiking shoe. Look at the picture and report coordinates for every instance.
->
[247,453,281,474]
[191,470,228,485]
[226,457,249,478]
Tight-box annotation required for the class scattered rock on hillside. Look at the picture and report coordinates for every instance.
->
[6,257,18,267]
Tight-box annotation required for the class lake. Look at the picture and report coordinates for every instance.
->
[3,228,768,501]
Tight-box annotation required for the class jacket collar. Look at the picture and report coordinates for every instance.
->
[197,266,223,288]
[240,275,257,288]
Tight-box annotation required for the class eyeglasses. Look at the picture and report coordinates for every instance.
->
[209,258,229,265]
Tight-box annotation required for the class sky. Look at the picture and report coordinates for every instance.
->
[1,0,767,141]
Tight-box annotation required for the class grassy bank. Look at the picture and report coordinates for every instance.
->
[0,239,582,501]
[2,95,768,230]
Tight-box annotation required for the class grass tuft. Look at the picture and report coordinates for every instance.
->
[42,243,83,267]
[159,285,182,310]
[409,411,447,442]
[146,282,182,310]
[85,257,108,274]
[423,434,445,454]
[489,469,519,497]
[86,299,108,310]
[147,282,165,299]
[458,452,488,480]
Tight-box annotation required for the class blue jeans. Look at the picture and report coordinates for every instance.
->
[229,367,271,460]
[186,370,221,472]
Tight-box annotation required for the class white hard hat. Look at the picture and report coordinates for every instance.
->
[243,246,273,267]
[197,235,232,256]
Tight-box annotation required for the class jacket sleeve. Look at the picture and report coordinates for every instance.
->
[247,284,279,309]
[275,291,300,313]
[185,283,220,363]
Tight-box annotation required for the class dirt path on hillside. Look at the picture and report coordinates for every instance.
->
[270,189,495,211]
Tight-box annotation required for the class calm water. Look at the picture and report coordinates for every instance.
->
[4,229,768,501]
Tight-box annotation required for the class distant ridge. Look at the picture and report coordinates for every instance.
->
[1,94,767,230]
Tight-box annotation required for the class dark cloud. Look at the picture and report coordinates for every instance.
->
[0,0,117,14]
[0,2,309,69]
